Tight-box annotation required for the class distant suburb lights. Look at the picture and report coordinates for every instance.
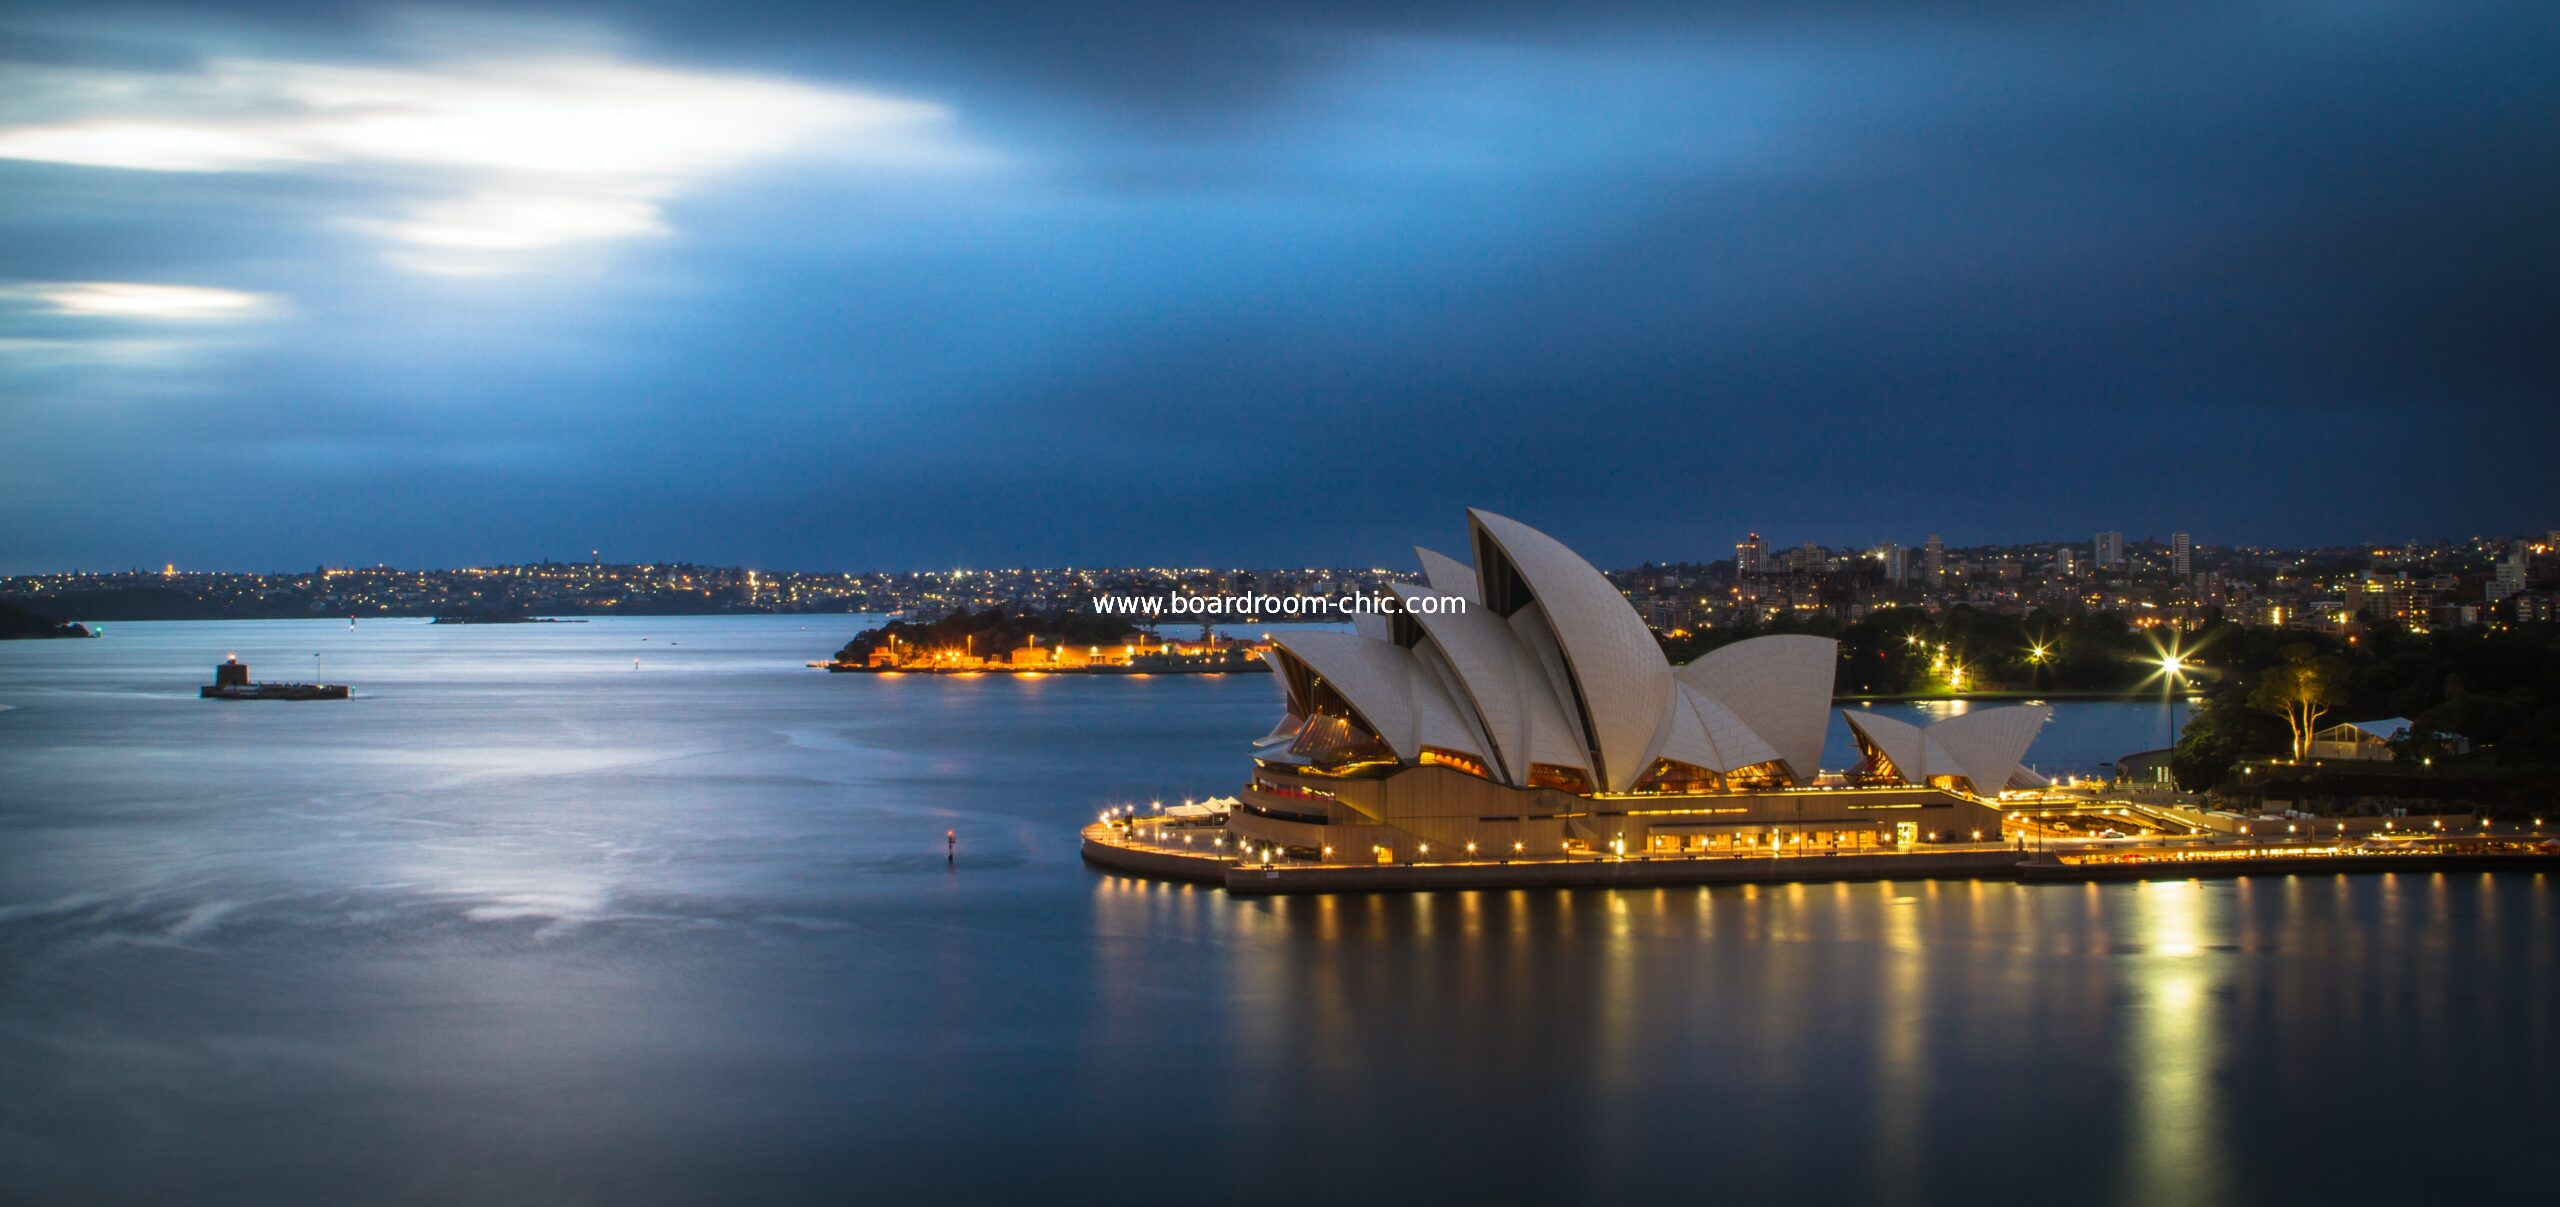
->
[0,50,978,277]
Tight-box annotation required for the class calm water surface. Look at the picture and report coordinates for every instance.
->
[2,617,2552,1204]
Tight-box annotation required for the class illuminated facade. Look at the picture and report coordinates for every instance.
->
[1230,509,2049,861]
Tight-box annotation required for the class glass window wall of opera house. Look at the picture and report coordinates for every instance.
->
[1227,509,2050,862]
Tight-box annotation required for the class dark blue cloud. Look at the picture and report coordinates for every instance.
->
[2,1,2554,572]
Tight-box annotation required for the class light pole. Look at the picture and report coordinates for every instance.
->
[2160,653,2188,748]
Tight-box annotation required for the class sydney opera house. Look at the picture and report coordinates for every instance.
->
[1230,509,2049,862]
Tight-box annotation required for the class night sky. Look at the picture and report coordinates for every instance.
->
[3,1,2554,573]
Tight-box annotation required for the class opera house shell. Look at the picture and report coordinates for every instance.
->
[1232,509,2047,862]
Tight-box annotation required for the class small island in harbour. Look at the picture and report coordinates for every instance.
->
[430,609,586,625]
[201,655,349,700]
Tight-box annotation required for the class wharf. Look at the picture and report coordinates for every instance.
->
[1082,821,2018,895]
[1082,822,2560,895]
[2019,840,2560,882]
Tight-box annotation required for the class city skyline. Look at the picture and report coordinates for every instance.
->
[5,2,2557,573]
[14,523,2550,638]
[4,522,2542,579]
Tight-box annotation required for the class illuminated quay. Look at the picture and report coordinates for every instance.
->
[1084,790,2560,894]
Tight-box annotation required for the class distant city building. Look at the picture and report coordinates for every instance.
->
[2489,541,2529,601]
[1923,534,1945,582]
[1735,533,1766,577]
[1778,542,1828,574]
[2095,531,2125,569]
[2171,531,2193,579]
[2054,547,2079,577]
[1873,542,1908,586]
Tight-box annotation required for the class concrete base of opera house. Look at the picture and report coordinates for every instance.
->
[1081,821,2024,895]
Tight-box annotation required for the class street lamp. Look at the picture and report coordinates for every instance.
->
[2159,652,2189,748]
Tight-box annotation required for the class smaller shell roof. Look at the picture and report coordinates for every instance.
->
[1654,683,1783,774]
[1413,547,1479,602]
[1842,705,2050,794]
[1268,631,1487,766]
[1386,580,1586,784]
[1674,634,1837,781]
[1927,705,2052,793]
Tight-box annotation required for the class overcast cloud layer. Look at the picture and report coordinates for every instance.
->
[3,1,2555,572]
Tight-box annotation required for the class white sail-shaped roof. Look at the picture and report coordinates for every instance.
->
[1388,581,1589,785]
[1350,611,1391,641]
[1469,509,1672,792]
[1504,603,1589,759]
[1267,632,1487,766]
[1842,706,2050,794]
[1653,683,1784,774]
[1409,635,1501,763]
[1927,705,2052,796]
[1413,547,1479,602]
[1256,643,1303,746]
[1842,710,1932,782]
[1675,635,1838,780]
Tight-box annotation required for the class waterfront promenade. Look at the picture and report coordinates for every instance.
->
[1089,818,2020,895]
[1082,814,2560,894]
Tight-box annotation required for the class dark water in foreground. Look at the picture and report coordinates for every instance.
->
[2,617,2552,1205]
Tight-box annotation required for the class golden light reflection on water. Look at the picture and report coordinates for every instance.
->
[2121,879,2231,1204]
[1599,890,1638,1103]
[1086,864,2547,1203]
[1874,880,1926,1207]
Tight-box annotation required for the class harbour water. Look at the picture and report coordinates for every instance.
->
[2,617,2552,1204]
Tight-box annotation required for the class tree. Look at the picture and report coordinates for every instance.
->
[2170,683,2287,791]
[2249,643,2351,760]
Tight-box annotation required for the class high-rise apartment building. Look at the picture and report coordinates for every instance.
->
[1923,534,1945,582]
[2095,531,2125,569]
[1735,533,1766,577]
[2171,531,2193,579]
[2489,541,2530,601]
[1874,542,1907,586]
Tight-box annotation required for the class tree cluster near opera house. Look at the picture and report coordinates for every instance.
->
[1231,510,2052,862]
